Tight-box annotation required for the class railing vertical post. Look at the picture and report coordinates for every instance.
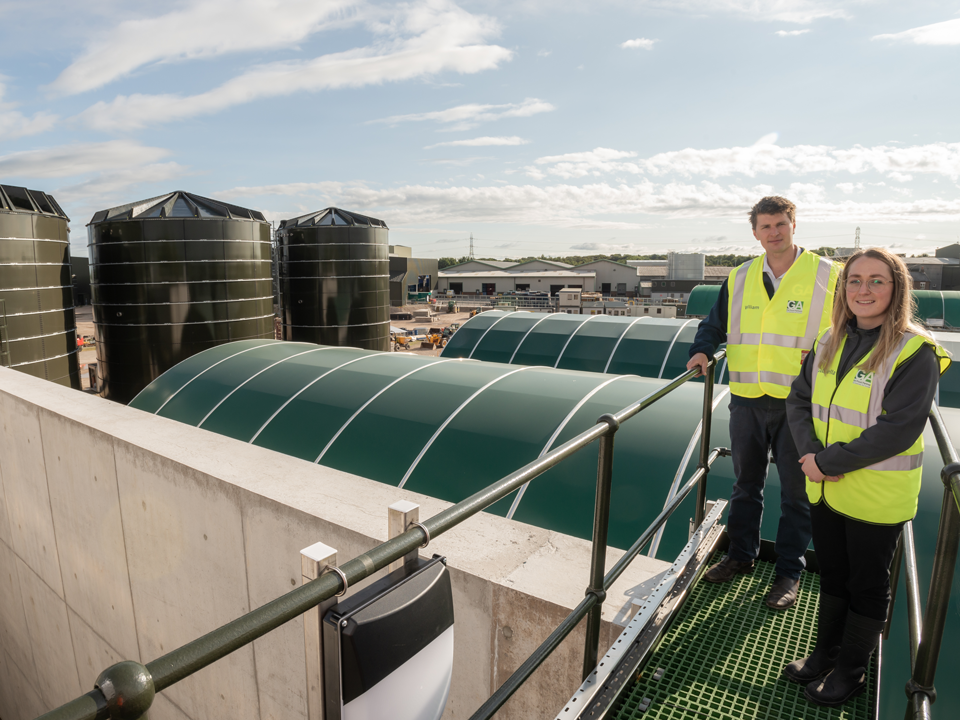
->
[694,355,717,529]
[301,542,338,720]
[387,501,421,572]
[884,532,904,640]
[582,414,619,680]
[905,463,960,713]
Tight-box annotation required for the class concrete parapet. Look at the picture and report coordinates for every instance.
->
[0,366,670,720]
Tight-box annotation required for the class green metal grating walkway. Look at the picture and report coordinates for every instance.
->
[609,553,876,720]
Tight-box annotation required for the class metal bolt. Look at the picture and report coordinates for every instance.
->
[96,661,155,720]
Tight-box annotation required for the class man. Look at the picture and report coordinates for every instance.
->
[687,196,839,610]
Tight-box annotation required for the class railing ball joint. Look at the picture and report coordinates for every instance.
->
[96,661,155,719]
[940,461,960,487]
[586,587,607,604]
[905,678,937,704]
[718,447,731,458]
[596,413,619,434]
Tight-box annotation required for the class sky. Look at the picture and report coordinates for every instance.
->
[1,0,959,261]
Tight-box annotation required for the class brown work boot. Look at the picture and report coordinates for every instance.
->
[703,556,754,583]
[765,575,800,610]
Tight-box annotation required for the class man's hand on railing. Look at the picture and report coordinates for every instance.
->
[686,353,709,378]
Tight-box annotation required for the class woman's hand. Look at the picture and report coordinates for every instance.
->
[799,453,844,483]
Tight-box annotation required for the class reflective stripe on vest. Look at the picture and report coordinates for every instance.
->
[807,329,952,524]
[726,251,838,399]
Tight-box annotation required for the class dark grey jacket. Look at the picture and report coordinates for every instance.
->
[786,319,940,477]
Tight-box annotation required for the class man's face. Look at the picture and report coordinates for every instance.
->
[752,212,795,257]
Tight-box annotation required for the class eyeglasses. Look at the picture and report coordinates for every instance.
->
[846,278,893,291]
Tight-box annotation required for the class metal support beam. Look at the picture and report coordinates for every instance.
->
[694,355,716,529]
[301,542,338,720]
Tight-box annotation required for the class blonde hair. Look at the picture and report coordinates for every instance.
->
[818,247,933,374]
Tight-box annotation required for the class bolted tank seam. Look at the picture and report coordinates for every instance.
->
[6,347,81,368]
[94,313,275,328]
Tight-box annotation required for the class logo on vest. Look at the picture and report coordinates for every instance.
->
[852,370,874,388]
[786,300,804,314]
[744,304,760,310]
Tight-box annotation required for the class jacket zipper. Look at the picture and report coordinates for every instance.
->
[819,332,863,502]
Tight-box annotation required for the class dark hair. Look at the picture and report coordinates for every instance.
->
[749,196,796,230]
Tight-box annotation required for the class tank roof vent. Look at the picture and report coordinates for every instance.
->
[87,191,266,224]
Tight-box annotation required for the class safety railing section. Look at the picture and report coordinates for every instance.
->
[897,405,960,720]
[36,351,726,720]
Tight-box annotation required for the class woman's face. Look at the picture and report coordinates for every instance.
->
[846,256,895,330]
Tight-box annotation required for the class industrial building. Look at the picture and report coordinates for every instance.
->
[436,269,597,296]
[388,245,439,307]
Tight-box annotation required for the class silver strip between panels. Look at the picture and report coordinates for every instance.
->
[7,347,80,368]
[197,347,331,429]
[88,239,271,247]
[314,358,450,464]
[647,386,731,559]
[281,320,390,329]
[603,316,650,373]
[398,365,535,489]
[2,305,76,318]
[283,258,387,263]
[553,314,602,368]
[657,318,695,379]
[281,274,390,280]
[508,313,561,364]
[0,237,68,244]
[467,311,520,359]
[0,284,72,292]
[7,327,77,343]
[0,262,70,266]
[92,295,274,307]
[152,342,277,414]
[94,313,275,328]
[92,260,272,267]
[91,279,271,287]
[248,352,388,444]
[506,375,631,520]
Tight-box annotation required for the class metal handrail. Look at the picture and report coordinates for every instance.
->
[37,351,726,720]
[901,405,960,719]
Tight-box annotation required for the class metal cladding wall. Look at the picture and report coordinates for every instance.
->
[88,191,274,404]
[278,208,390,352]
[441,311,730,383]
[0,184,80,389]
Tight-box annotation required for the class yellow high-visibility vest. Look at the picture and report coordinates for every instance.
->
[808,329,951,524]
[726,250,839,398]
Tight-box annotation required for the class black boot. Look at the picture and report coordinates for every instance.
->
[783,593,848,683]
[804,611,885,707]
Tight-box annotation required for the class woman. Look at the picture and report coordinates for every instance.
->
[783,247,951,707]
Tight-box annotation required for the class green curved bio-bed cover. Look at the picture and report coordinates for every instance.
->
[442,309,960,408]
[130,338,960,719]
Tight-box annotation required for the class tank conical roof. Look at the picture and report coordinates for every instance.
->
[278,207,387,230]
[0,184,68,219]
[87,191,266,224]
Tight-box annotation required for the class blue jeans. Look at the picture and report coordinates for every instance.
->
[726,403,810,579]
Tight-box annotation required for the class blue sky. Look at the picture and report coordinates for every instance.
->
[1,0,959,261]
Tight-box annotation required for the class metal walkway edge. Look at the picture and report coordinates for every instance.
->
[609,553,878,720]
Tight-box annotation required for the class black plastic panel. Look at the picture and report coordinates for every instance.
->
[89,214,274,403]
[0,201,81,390]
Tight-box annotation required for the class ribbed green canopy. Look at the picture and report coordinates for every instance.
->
[441,311,730,384]
[686,284,721,316]
[131,339,746,558]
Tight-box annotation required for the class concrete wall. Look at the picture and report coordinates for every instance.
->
[0,368,670,720]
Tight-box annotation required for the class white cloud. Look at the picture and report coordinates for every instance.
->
[49,0,361,95]
[219,177,960,227]
[775,29,811,36]
[888,171,913,182]
[0,78,57,139]
[56,162,191,204]
[836,182,863,193]
[372,97,554,131]
[621,38,657,49]
[570,242,637,251]
[0,140,170,178]
[530,139,960,181]
[537,49,552,57]
[873,17,960,46]
[77,0,512,130]
[426,136,528,148]
[639,0,853,24]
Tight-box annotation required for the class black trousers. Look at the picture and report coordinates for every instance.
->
[811,501,904,621]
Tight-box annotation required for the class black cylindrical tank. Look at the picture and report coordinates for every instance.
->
[277,208,389,351]
[0,184,80,389]
[88,191,274,404]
